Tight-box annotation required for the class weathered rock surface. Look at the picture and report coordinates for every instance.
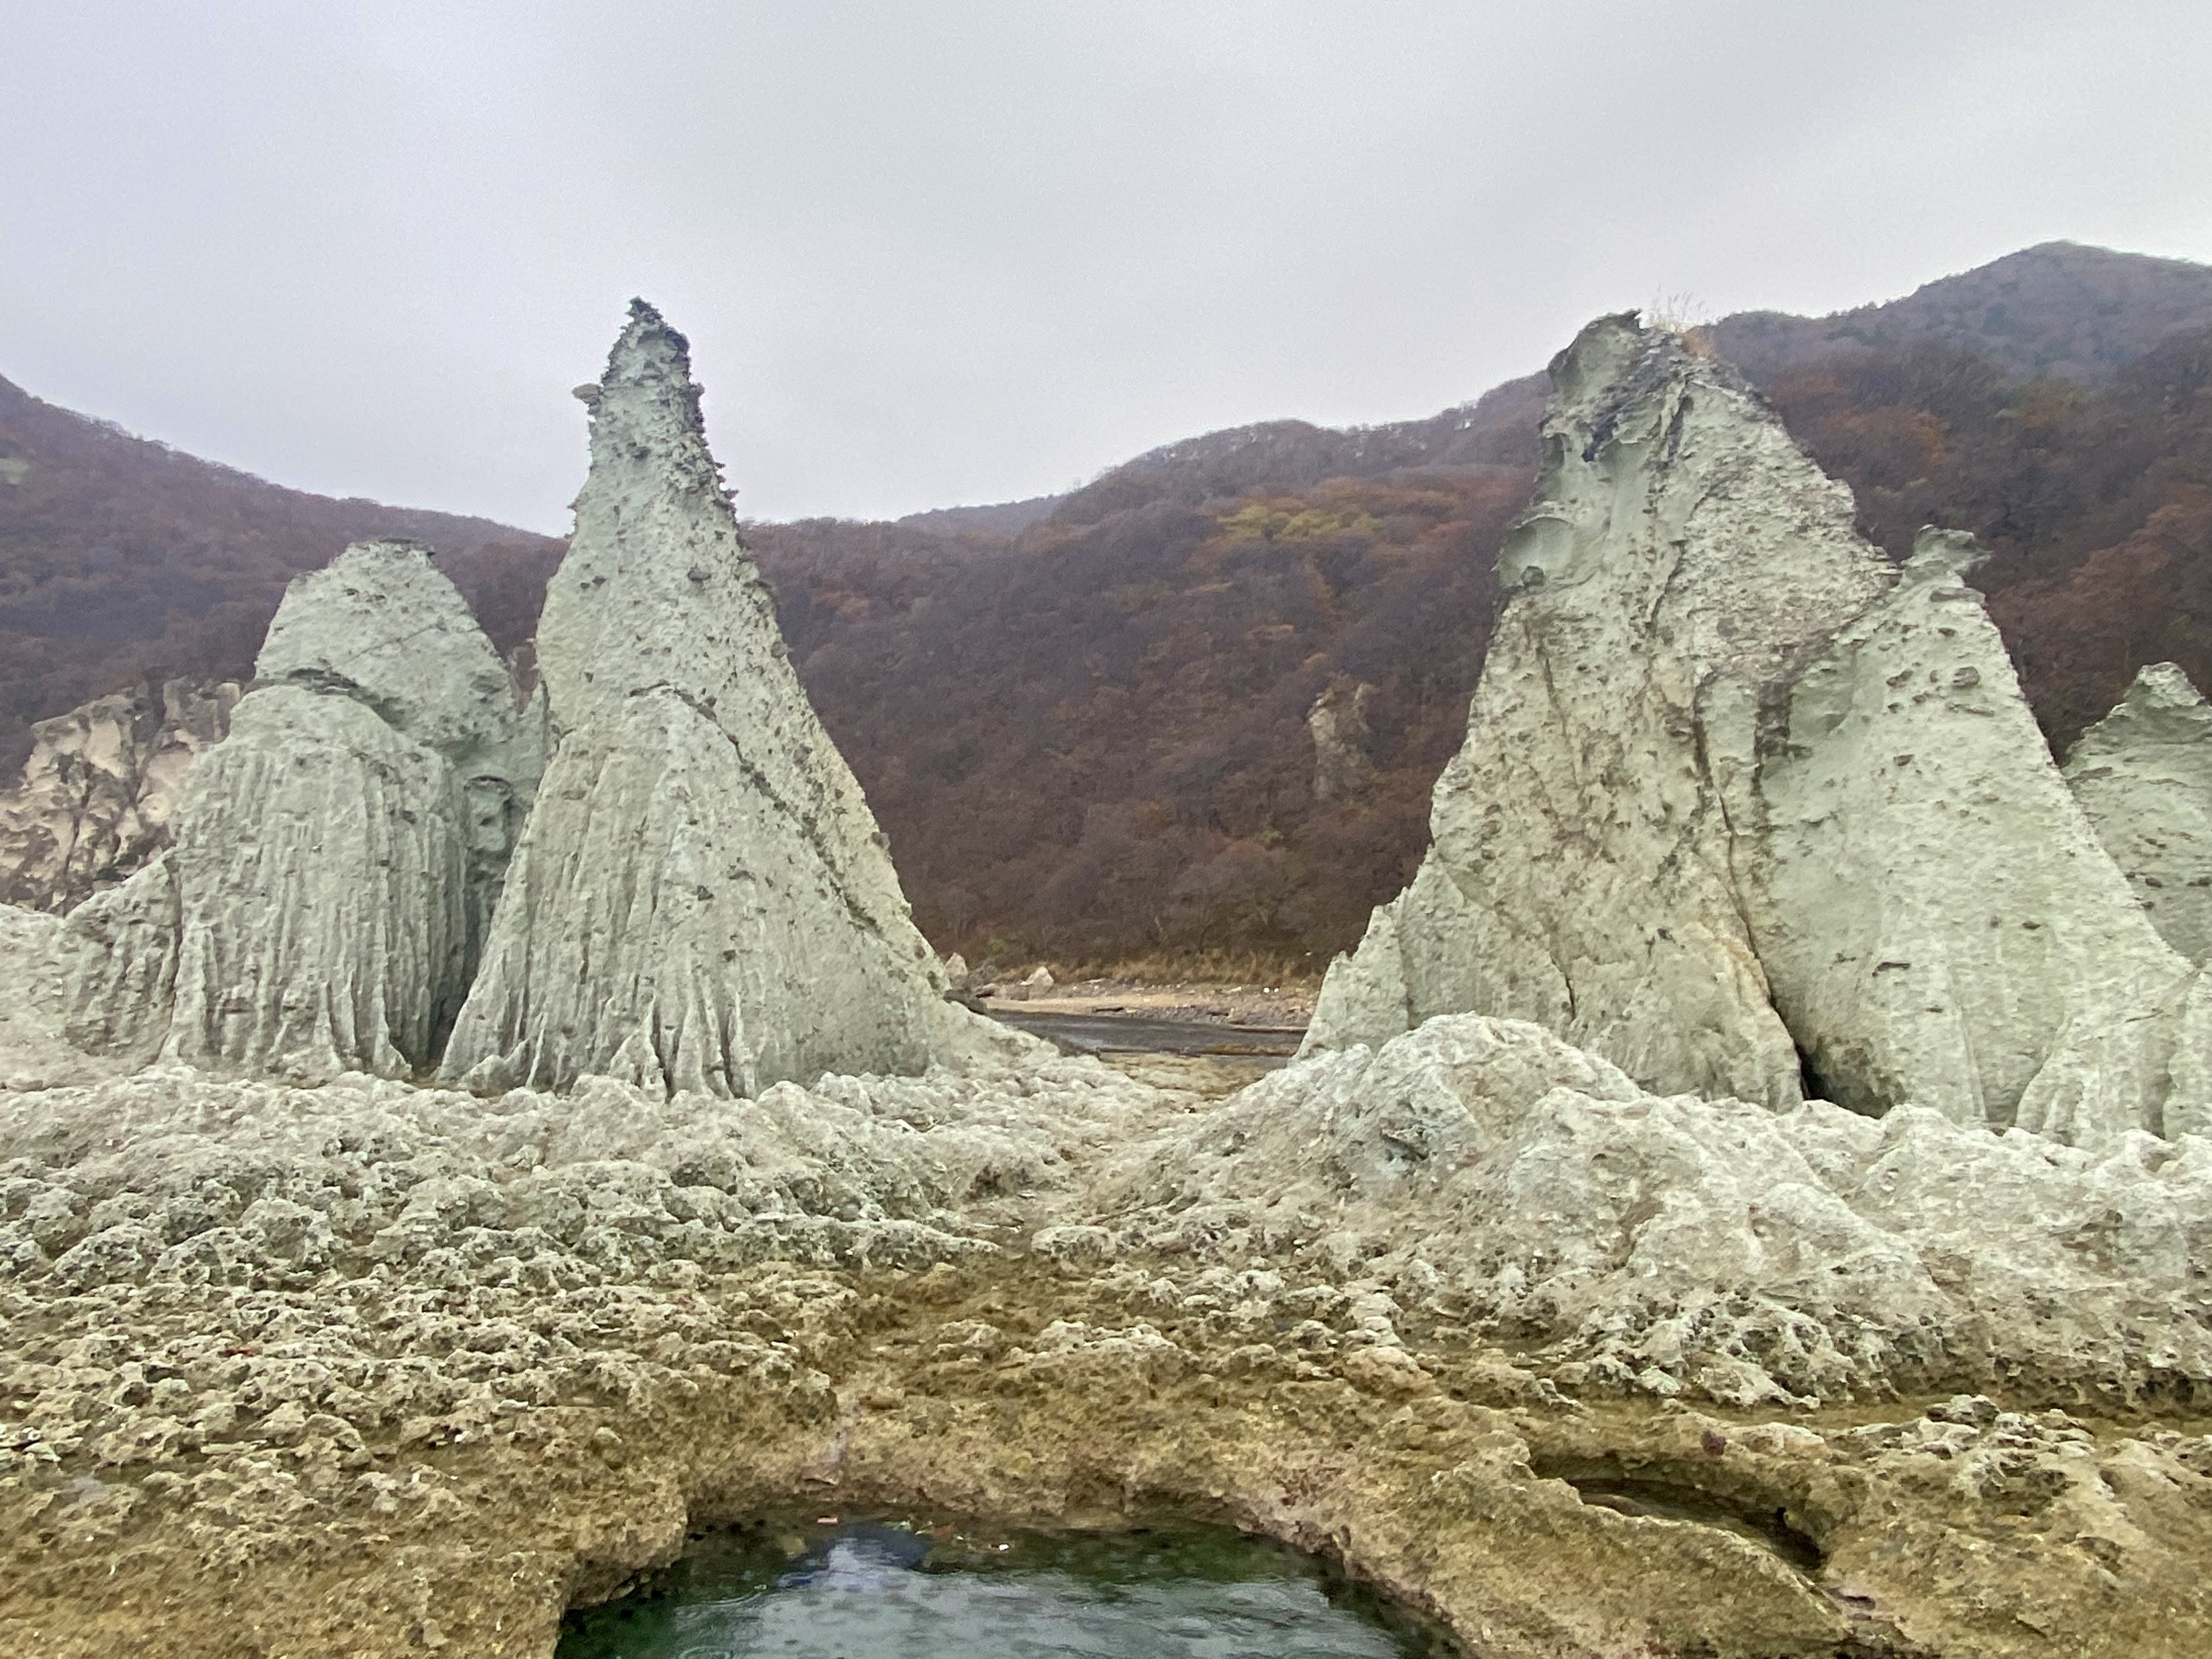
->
[1310,315,1895,1107]
[1744,530,2195,1142]
[45,542,533,1084]
[1306,673,1375,802]
[5,1032,2212,1657]
[58,855,179,1066]
[0,904,93,1091]
[0,678,237,913]
[1106,1014,2212,1406]
[2065,661,2212,963]
[1310,316,2206,1147]
[252,538,546,958]
[443,303,1014,1097]
[156,686,473,1079]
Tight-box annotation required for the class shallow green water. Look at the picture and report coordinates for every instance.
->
[556,1517,1429,1659]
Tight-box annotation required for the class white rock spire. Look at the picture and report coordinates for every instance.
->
[441,302,1014,1097]
[1308,313,2204,1147]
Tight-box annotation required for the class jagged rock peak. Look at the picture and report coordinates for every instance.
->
[1307,309,1895,1107]
[568,297,726,512]
[2064,661,2212,964]
[1305,312,2206,1148]
[443,302,1025,1098]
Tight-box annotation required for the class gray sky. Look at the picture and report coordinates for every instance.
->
[4,2,2209,532]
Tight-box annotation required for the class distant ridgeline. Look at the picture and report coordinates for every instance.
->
[5,241,2212,962]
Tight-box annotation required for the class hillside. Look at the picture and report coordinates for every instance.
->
[0,374,563,775]
[6,241,2211,968]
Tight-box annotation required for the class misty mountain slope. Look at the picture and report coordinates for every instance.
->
[7,242,2212,967]
[0,372,563,774]
[1712,240,2212,389]
[757,244,2212,963]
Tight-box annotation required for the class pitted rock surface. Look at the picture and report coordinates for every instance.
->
[2066,661,2212,963]
[1101,1013,2212,1407]
[1309,315,2208,1148]
[3,1039,2211,1656]
[1745,529,2194,1143]
[1308,314,1895,1107]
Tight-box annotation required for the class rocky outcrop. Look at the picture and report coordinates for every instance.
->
[1310,315,1895,1107]
[2064,662,2212,963]
[1306,674,1375,802]
[49,541,536,1083]
[1308,316,2203,1147]
[1109,1013,2212,1403]
[252,538,546,960]
[1743,530,2193,1142]
[0,678,237,912]
[442,303,1014,1098]
[9,1025,2212,1658]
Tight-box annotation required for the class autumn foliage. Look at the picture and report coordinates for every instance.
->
[6,243,2212,968]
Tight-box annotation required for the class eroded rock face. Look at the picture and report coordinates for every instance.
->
[1306,674,1375,803]
[0,678,238,913]
[1309,316,1895,1107]
[1743,531,2194,1142]
[0,904,93,1091]
[252,538,546,961]
[1309,316,2204,1147]
[442,303,1008,1098]
[2065,661,2212,963]
[49,541,533,1084]
[158,686,473,1079]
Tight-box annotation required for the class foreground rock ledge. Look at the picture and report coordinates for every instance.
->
[4,1022,2211,1657]
[4,1250,2208,1659]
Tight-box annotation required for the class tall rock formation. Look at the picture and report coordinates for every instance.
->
[63,540,538,1081]
[1308,314,2200,1147]
[1742,531,2193,1142]
[0,679,238,913]
[2063,662,2212,963]
[1309,315,1895,1107]
[441,302,1004,1098]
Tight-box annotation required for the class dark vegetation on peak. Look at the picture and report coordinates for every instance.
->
[5,242,2212,966]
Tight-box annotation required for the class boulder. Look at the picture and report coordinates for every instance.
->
[442,302,1023,1097]
[2063,662,2212,963]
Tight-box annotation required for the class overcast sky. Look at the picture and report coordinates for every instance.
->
[4,2,2209,532]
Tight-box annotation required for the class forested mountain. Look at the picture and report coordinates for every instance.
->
[6,241,2211,967]
[0,375,562,776]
